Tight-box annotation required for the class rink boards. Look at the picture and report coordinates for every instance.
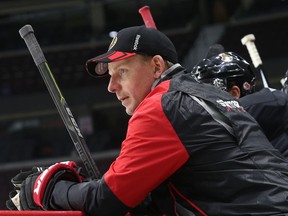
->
[0,211,85,215]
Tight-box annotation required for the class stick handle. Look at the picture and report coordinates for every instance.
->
[241,34,269,88]
[139,6,157,29]
[19,25,46,66]
[241,34,262,68]
[19,24,101,179]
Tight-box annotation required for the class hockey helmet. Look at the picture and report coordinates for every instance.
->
[192,52,256,97]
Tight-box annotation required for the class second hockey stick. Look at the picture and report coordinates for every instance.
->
[139,6,157,29]
[241,34,270,88]
[19,24,101,180]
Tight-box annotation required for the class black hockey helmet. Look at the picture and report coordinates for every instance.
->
[192,51,256,97]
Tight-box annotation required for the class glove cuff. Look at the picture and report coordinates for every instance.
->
[33,161,83,209]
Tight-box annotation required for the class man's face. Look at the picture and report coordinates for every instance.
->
[107,55,157,115]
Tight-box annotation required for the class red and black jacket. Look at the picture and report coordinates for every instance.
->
[50,65,288,216]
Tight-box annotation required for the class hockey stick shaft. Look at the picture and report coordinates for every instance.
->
[241,34,270,88]
[139,6,157,29]
[19,24,101,179]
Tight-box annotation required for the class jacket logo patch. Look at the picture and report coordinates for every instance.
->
[216,99,245,112]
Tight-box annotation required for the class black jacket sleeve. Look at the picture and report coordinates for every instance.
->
[49,179,129,216]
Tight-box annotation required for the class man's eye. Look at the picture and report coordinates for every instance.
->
[119,69,127,76]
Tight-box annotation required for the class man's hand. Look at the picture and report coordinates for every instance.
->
[6,167,46,210]
[6,161,83,210]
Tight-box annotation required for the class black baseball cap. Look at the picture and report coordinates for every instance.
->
[86,25,178,77]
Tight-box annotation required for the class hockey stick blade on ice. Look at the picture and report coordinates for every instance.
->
[241,34,270,88]
[19,24,101,179]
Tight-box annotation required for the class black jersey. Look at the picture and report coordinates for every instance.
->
[239,88,288,157]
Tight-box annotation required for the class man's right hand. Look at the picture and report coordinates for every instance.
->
[6,167,46,210]
[6,161,83,210]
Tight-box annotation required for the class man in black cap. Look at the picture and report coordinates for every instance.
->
[7,25,288,215]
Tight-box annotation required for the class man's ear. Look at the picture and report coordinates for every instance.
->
[229,85,241,99]
[152,55,166,79]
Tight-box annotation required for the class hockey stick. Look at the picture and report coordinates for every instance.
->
[241,34,270,88]
[138,6,157,29]
[19,24,101,180]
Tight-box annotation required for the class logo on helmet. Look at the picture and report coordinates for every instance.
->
[219,53,233,62]
[243,82,251,91]
[213,78,226,90]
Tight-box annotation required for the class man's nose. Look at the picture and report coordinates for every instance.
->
[107,77,119,93]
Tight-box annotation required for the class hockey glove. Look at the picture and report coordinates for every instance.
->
[6,167,46,210]
[7,161,83,210]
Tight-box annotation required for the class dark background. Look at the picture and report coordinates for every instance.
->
[0,0,287,209]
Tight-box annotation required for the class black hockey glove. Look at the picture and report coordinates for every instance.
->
[6,161,83,211]
[6,166,46,210]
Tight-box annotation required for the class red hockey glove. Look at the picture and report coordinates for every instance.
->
[7,161,83,210]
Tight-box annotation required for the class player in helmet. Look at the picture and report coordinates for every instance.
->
[193,47,256,98]
[192,45,288,157]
